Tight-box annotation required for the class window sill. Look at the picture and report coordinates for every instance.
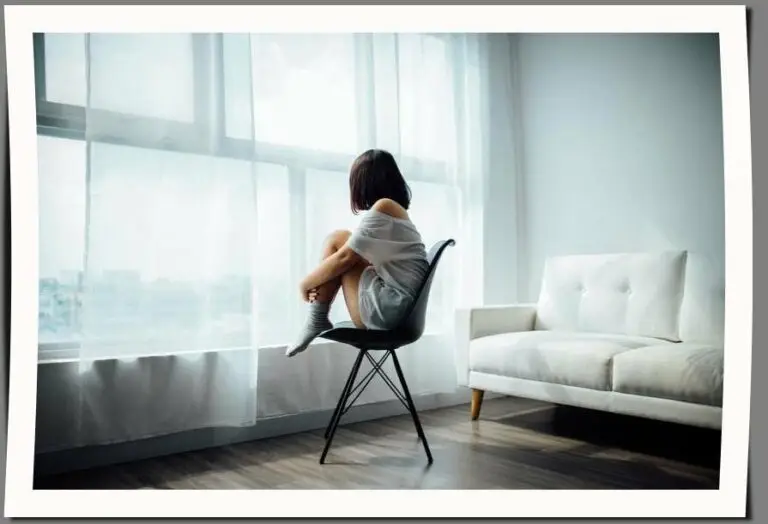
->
[37,339,337,365]
[37,330,443,364]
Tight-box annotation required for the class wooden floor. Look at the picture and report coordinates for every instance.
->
[35,397,721,490]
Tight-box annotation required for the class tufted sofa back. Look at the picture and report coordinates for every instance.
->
[677,253,725,346]
[534,251,689,341]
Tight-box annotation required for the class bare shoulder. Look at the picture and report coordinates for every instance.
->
[371,198,409,219]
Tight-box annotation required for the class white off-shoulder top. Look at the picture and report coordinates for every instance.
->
[345,209,429,330]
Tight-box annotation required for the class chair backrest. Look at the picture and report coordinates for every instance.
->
[392,239,456,344]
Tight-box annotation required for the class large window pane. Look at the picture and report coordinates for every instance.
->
[43,33,87,107]
[88,34,196,122]
[81,144,254,354]
[223,34,254,140]
[397,35,456,162]
[38,136,87,344]
[253,163,292,347]
[227,34,358,153]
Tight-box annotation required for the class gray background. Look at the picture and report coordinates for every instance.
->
[1,0,764,521]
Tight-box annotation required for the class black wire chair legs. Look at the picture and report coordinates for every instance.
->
[319,348,433,465]
[391,350,433,463]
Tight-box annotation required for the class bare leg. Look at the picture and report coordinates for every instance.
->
[286,230,368,357]
[312,229,369,328]
[340,263,368,329]
[308,230,351,304]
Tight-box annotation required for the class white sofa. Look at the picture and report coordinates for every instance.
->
[455,250,724,429]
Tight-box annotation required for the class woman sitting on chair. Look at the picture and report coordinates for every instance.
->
[286,149,430,358]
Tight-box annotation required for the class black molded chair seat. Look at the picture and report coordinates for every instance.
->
[315,239,455,465]
[317,321,420,350]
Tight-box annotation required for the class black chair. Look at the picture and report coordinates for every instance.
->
[316,239,456,465]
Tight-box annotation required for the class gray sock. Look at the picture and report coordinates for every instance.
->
[285,302,334,357]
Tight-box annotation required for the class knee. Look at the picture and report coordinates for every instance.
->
[325,229,351,248]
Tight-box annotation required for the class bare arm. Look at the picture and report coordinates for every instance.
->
[300,246,364,294]
[299,198,406,294]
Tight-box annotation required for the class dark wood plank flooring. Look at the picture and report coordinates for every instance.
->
[34,397,721,490]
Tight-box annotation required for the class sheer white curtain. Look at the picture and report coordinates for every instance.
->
[37,32,502,445]
[75,34,262,441]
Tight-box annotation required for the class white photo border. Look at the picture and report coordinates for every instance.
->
[4,4,752,518]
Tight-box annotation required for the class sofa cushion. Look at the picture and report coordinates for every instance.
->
[535,251,687,341]
[612,343,723,407]
[469,330,669,391]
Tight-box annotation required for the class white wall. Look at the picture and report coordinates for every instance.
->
[516,34,724,301]
[483,35,525,305]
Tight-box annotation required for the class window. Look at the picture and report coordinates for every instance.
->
[43,33,86,107]
[244,35,358,153]
[88,34,196,122]
[81,144,255,354]
[35,32,460,358]
[38,135,86,346]
[397,34,456,162]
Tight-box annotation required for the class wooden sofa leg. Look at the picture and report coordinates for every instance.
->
[471,389,485,420]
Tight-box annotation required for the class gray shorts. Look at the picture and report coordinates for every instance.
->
[358,267,412,331]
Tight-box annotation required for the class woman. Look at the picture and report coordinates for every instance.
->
[286,149,430,357]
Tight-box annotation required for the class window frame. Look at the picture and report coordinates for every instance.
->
[35,32,459,360]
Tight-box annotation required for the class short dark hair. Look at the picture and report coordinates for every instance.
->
[349,149,412,214]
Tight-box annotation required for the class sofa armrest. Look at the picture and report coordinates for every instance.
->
[454,304,537,387]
